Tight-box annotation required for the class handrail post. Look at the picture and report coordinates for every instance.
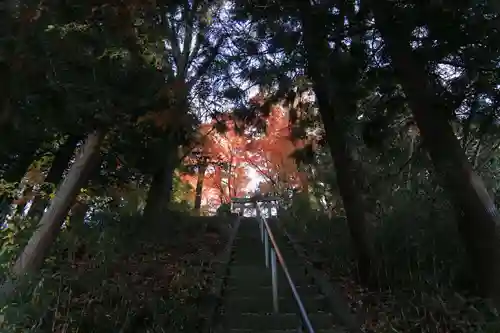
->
[256,202,264,243]
[271,247,278,313]
[264,231,269,268]
[260,218,264,243]
[259,203,269,267]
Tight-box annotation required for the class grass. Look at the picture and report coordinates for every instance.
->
[0,212,233,333]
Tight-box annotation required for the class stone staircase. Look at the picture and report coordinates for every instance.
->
[217,217,345,332]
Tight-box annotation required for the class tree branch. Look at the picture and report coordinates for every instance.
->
[475,139,500,171]
[244,156,278,186]
[462,100,478,148]
[177,125,217,164]
[179,0,198,77]
[162,7,183,73]
[187,35,226,88]
[438,60,498,73]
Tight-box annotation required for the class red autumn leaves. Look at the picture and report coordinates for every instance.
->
[182,104,310,210]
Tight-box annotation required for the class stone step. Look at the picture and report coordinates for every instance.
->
[228,329,344,333]
[226,271,311,288]
[244,236,286,241]
[227,263,308,278]
[232,240,268,248]
[231,244,296,254]
[231,249,267,256]
[235,229,260,234]
[229,256,270,265]
[232,245,265,252]
[236,224,259,230]
[229,261,307,274]
[224,312,335,330]
[223,294,328,313]
[225,285,321,300]
[232,241,298,255]
[229,262,307,272]
[227,266,309,285]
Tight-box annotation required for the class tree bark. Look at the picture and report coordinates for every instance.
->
[371,0,500,303]
[194,164,207,214]
[298,1,375,284]
[143,154,175,223]
[326,118,375,283]
[406,131,416,189]
[28,134,83,220]
[229,156,234,198]
[11,130,105,277]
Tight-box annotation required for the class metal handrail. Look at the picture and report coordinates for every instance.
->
[256,205,315,333]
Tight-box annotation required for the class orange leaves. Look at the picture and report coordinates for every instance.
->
[258,181,273,194]
[24,166,45,185]
[246,104,312,192]
[181,118,253,209]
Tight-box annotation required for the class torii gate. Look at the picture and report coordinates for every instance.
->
[230,195,281,217]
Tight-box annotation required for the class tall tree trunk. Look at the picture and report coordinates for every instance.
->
[194,164,207,214]
[406,131,416,189]
[143,154,175,223]
[299,1,375,284]
[11,130,105,277]
[227,155,233,199]
[327,121,374,283]
[28,134,83,220]
[371,0,500,303]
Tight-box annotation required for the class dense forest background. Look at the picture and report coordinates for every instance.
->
[1,0,500,332]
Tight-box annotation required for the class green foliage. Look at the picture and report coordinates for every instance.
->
[216,203,231,216]
[0,217,40,275]
[170,199,193,214]
[0,180,17,198]
[171,172,194,213]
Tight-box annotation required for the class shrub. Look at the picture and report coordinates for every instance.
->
[282,184,500,332]
[216,203,231,216]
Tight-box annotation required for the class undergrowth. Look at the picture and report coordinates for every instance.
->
[283,187,500,333]
[0,212,232,333]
